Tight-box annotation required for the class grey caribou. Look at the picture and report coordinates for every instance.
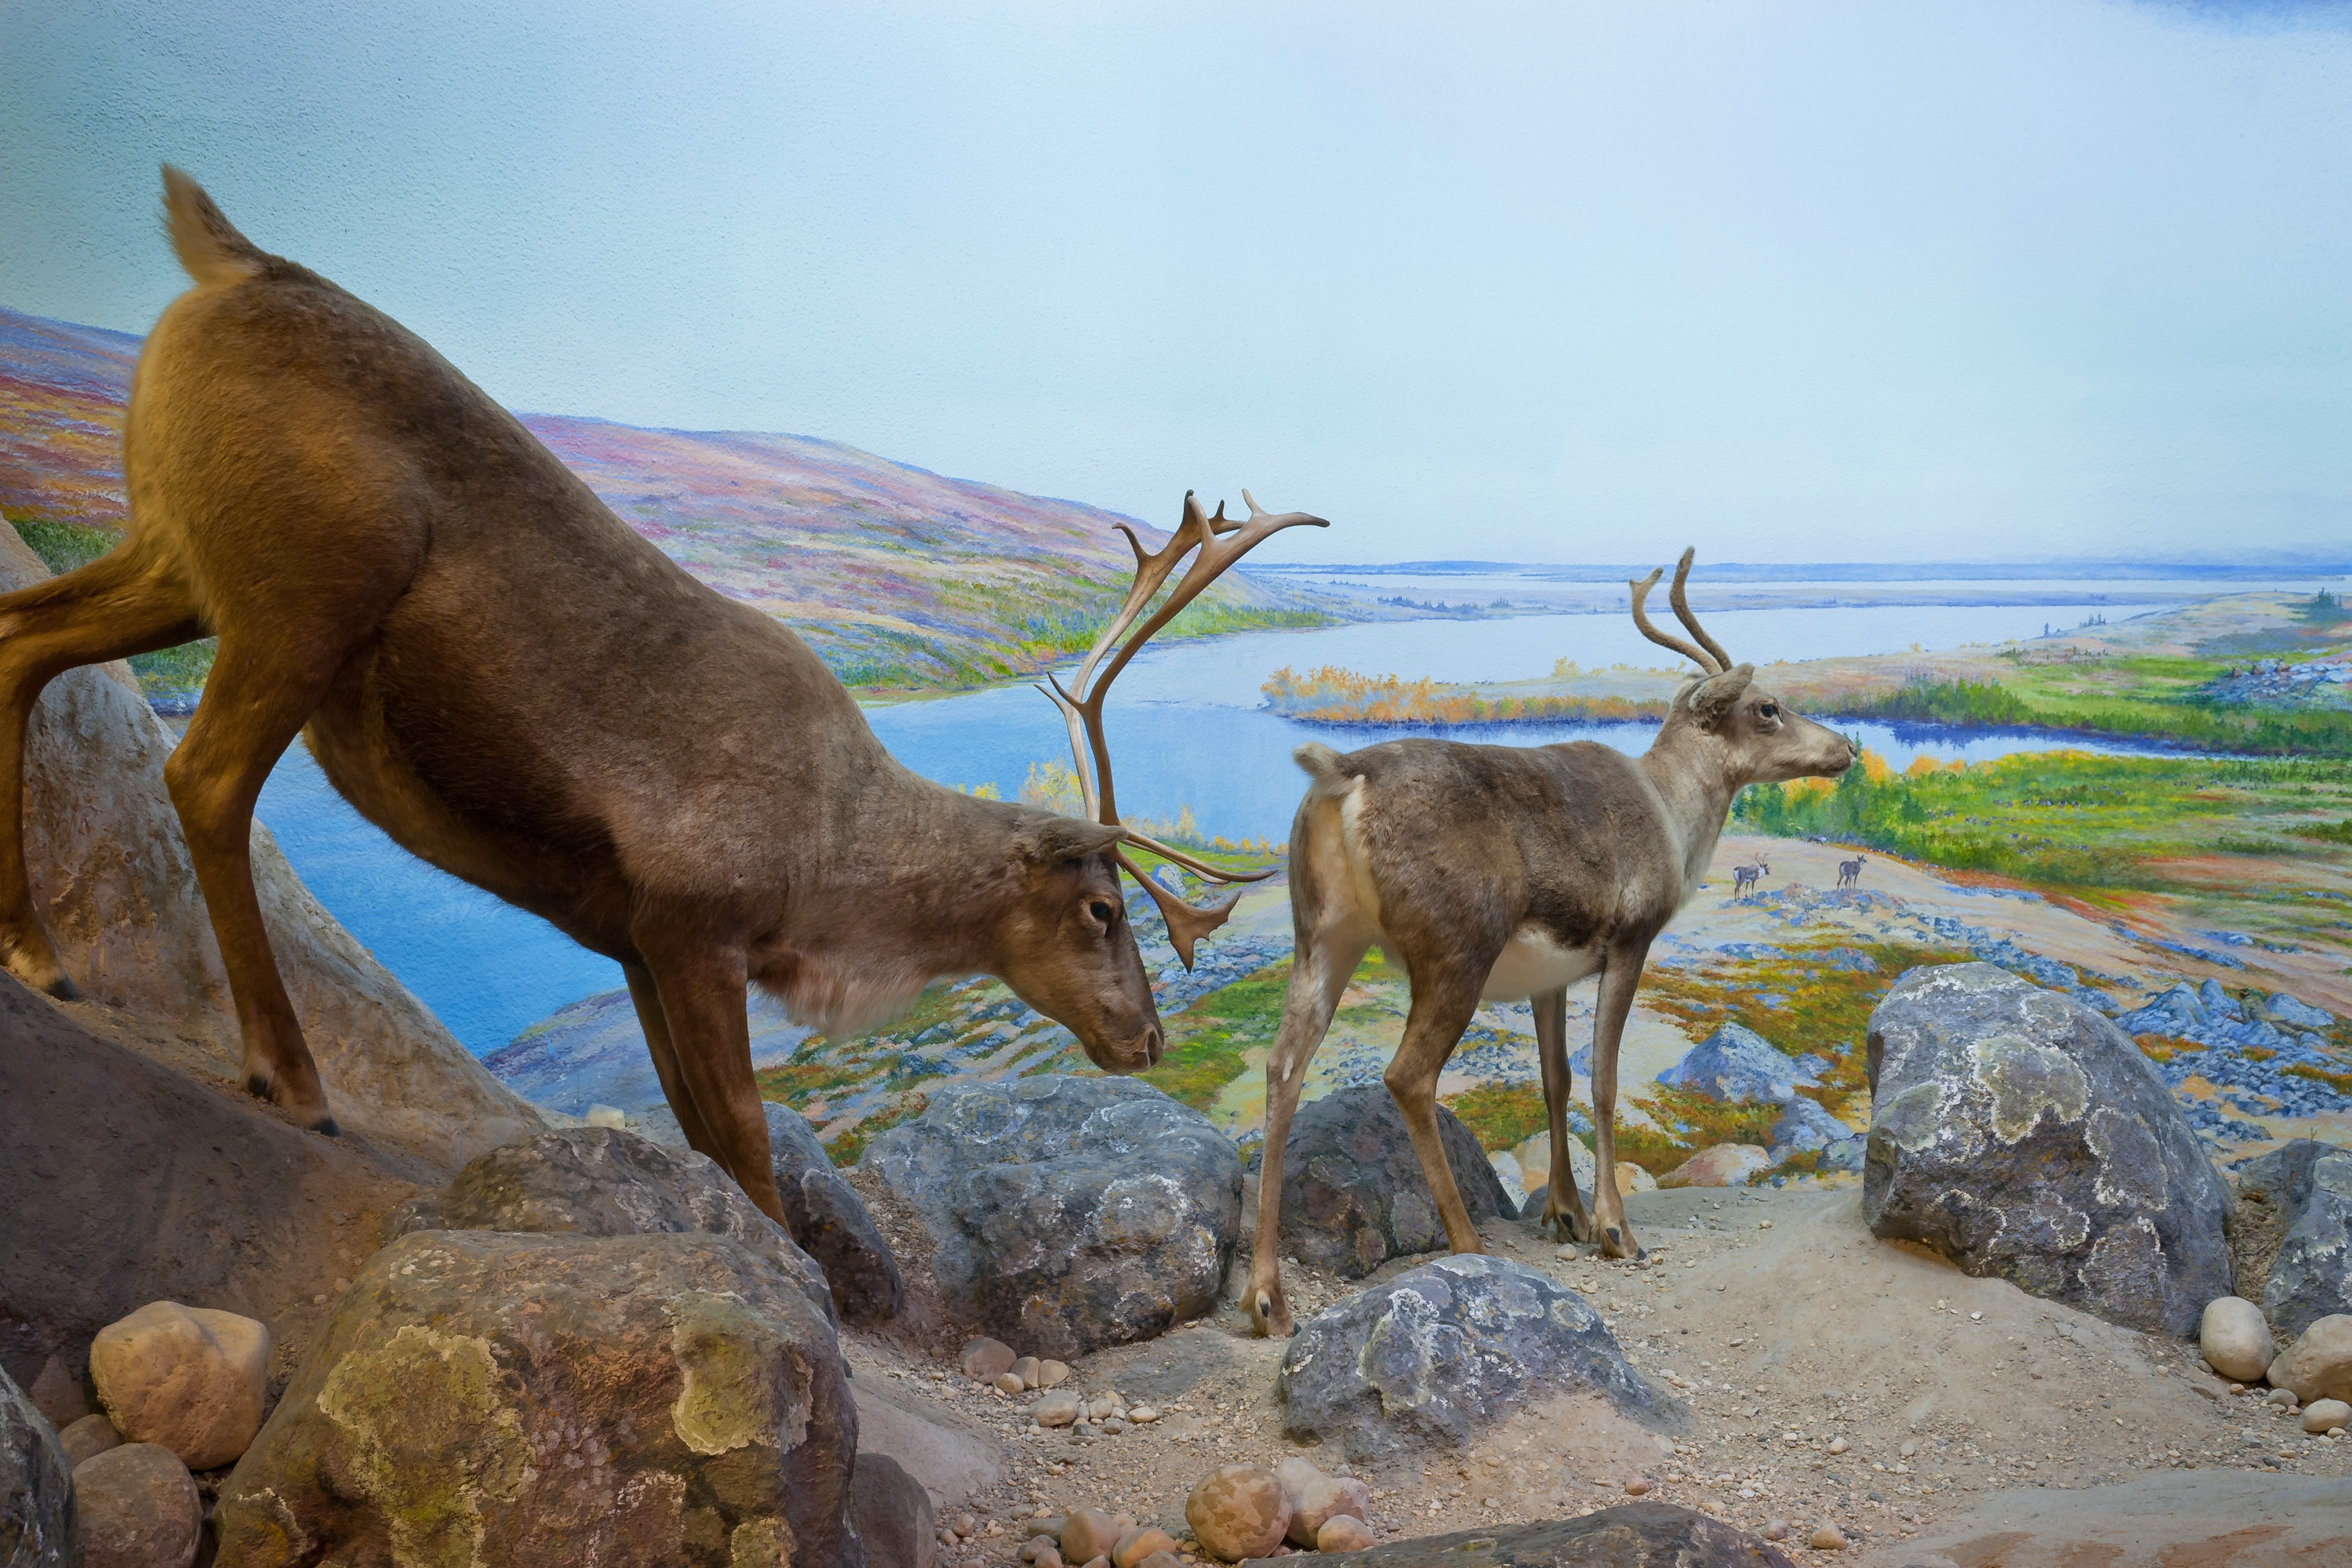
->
[1245,551,1856,1334]
[0,167,1315,1223]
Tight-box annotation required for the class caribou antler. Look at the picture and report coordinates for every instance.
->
[1628,547,1730,673]
[1666,546,1734,670]
[1036,489,1328,967]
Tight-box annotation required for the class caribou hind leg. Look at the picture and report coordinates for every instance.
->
[1245,927,1371,1338]
[0,546,205,998]
[1381,965,1490,1258]
[1582,937,1654,1259]
[1531,985,1595,1243]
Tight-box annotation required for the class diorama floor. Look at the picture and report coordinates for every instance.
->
[838,1181,2345,1561]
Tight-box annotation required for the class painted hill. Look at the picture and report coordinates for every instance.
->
[0,305,1332,691]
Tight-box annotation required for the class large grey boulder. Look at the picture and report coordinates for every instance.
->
[763,1103,905,1327]
[216,1229,861,1568]
[1,1365,75,1567]
[851,1452,934,1568]
[1251,1086,1514,1280]
[1277,1254,1666,1463]
[1243,1505,1792,1568]
[383,1126,837,1326]
[1864,963,2233,1337]
[2232,1139,2352,1341]
[864,1076,1240,1359]
[1654,1022,1816,1105]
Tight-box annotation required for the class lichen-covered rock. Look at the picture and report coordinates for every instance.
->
[74,1443,200,1568]
[864,1076,1240,1359]
[1250,1087,1512,1281]
[1,1364,76,1567]
[2230,1139,2352,1341]
[89,1301,272,1471]
[764,1103,905,1325]
[215,1229,859,1568]
[1278,1254,1665,1462]
[384,1127,837,1326]
[1655,1024,1815,1105]
[1863,964,2233,1337]
[1238,1504,1792,1566]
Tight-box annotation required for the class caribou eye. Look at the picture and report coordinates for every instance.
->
[1087,899,1116,926]
[1760,702,1779,719]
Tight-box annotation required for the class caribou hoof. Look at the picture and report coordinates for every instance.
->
[1248,1286,1294,1340]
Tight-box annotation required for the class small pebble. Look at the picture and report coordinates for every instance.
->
[1810,1523,1847,1551]
[1898,1440,1917,1458]
[1128,1406,1160,1424]
[1762,1520,1790,1541]
[2266,1388,2299,1409]
[1827,1436,1849,1454]
[996,1373,1027,1396]
[1011,1356,1043,1390]
[2303,1399,2351,1435]
[1624,1477,1650,1495]
[1039,1360,1073,1388]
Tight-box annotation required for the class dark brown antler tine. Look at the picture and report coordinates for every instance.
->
[1119,850,1243,969]
[1628,567,1716,673]
[1668,546,1733,671]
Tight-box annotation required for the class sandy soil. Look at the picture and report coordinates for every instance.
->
[837,1182,2348,1563]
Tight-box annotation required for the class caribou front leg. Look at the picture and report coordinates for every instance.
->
[1532,985,1594,1243]
[1585,937,1654,1259]
[634,929,787,1225]
[1246,931,1368,1338]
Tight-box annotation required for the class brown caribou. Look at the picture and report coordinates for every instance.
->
[1245,551,1856,1334]
[0,167,1318,1223]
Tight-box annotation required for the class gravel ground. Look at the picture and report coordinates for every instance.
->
[837,1181,2350,1561]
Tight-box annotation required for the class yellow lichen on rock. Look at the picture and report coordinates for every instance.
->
[318,1324,531,1568]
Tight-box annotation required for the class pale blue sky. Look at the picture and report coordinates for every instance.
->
[4,0,2349,564]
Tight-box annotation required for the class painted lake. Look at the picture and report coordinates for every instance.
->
[253,590,2176,1052]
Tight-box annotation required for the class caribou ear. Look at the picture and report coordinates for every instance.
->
[1020,816,1125,865]
[1688,663,1755,731]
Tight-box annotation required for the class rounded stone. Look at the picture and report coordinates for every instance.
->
[1037,1359,1073,1388]
[1033,1390,1082,1428]
[960,1337,1016,1379]
[2304,1399,2351,1434]
[995,1373,1027,1396]
[74,1442,201,1568]
[1186,1465,1290,1563]
[1763,1519,1790,1541]
[59,1412,124,1468]
[89,1301,272,1471]
[2269,1315,2352,1404]
[1112,1526,1179,1568]
[1011,1356,1043,1390]
[1657,1144,1771,1189]
[1061,1508,1124,1564]
[2201,1297,2276,1383]
[1317,1515,1377,1552]
[1810,1522,1849,1551]
[1276,1456,1370,1547]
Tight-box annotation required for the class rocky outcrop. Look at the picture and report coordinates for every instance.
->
[1250,1087,1512,1280]
[1654,1023,1816,1105]
[1763,1098,1860,1173]
[1,1364,76,1567]
[2230,1138,2352,1341]
[0,972,417,1395]
[1863,963,2233,1337]
[1239,1504,1792,1567]
[383,1127,837,1326]
[216,1229,860,1568]
[2116,980,2351,1123]
[865,1076,1240,1359]
[1277,1254,1664,1463]
[0,528,539,1174]
[764,1104,904,1326]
